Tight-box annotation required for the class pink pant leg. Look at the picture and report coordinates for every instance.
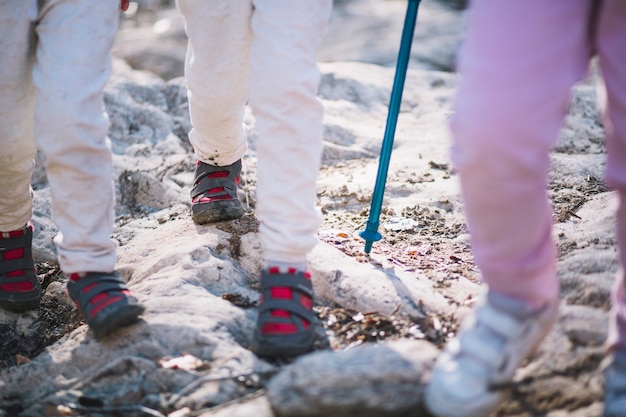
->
[598,0,626,351]
[452,0,594,306]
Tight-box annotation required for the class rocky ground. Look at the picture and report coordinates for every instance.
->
[0,1,617,416]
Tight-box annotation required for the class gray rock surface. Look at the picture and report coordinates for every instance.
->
[267,340,438,417]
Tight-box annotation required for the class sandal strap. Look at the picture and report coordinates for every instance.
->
[191,160,241,200]
[67,271,129,316]
[0,226,36,282]
[0,258,34,276]
[260,300,312,325]
[258,270,314,327]
[192,178,236,199]
[259,271,314,296]
[0,236,32,252]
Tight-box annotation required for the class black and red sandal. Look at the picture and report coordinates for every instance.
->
[252,267,316,357]
[0,224,42,311]
[190,160,244,224]
[67,271,145,339]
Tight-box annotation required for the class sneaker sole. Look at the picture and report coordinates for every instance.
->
[425,378,503,417]
[192,200,244,224]
[424,298,560,417]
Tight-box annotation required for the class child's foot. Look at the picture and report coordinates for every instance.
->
[252,267,316,357]
[190,160,244,224]
[424,290,559,417]
[67,271,145,339]
[603,350,626,417]
[0,223,42,311]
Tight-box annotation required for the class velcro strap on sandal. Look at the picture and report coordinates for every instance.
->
[191,160,241,200]
[0,226,35,279]
[0,258,34,275]
[0,237,31,252]
[191,177,237,199]
[0,225,33,251]
[67,271,128,314]
[258,270,313,323]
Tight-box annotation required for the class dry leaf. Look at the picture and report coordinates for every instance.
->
[168,407,192,417]
[15,354,31,365]
[159,354,205,371]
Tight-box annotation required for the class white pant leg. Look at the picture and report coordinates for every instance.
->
[176,0,252,166]
[250,0,332,263]
[34,0,119,273]
[0,1,38,231]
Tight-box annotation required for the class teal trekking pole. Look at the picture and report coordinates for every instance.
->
[360,0,421,253]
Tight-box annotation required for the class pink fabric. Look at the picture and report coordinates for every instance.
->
[452,0,626,346]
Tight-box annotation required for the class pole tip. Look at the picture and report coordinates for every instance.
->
[359,228,382,253]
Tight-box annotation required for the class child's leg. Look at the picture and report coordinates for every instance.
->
[33,0,120,274]
[451,0,595,308]
[247,0,332,357]
[599,0,626,354]
[249,0,332,265]
[177,0,253,224]
[0,1,37,232]
[33,0,144,337]
[0,2,43,311]
[176,0,252,166]
[425,1,596,416]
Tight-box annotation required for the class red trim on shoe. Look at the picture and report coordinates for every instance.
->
[2,228,26,239]
[271,287,292,299]
[0,282,33,292]
[195,194,234,204]
[192,170,241,204]
[69,273,132,318]
[89,295,124,317]
[262,322,298,334]
[301,295,312,310]
[209,172,228,178]
[68,273,82,282]
[4,248,24,261]
[0,225,35,292]
[261,267,313,336]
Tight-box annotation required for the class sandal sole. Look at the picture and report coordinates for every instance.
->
[192,200,244,224]
[67,271,145,339]
[0,285,43,312]
[252,336,315,357]
[89,302,145,339]
[0,293,42,312]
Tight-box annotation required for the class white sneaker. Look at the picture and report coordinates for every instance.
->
[424,290,559,417]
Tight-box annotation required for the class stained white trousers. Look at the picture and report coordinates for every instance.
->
[176,0,333,263]
[0,0,119,273]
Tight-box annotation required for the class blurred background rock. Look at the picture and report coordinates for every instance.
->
[113,0,467,81]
